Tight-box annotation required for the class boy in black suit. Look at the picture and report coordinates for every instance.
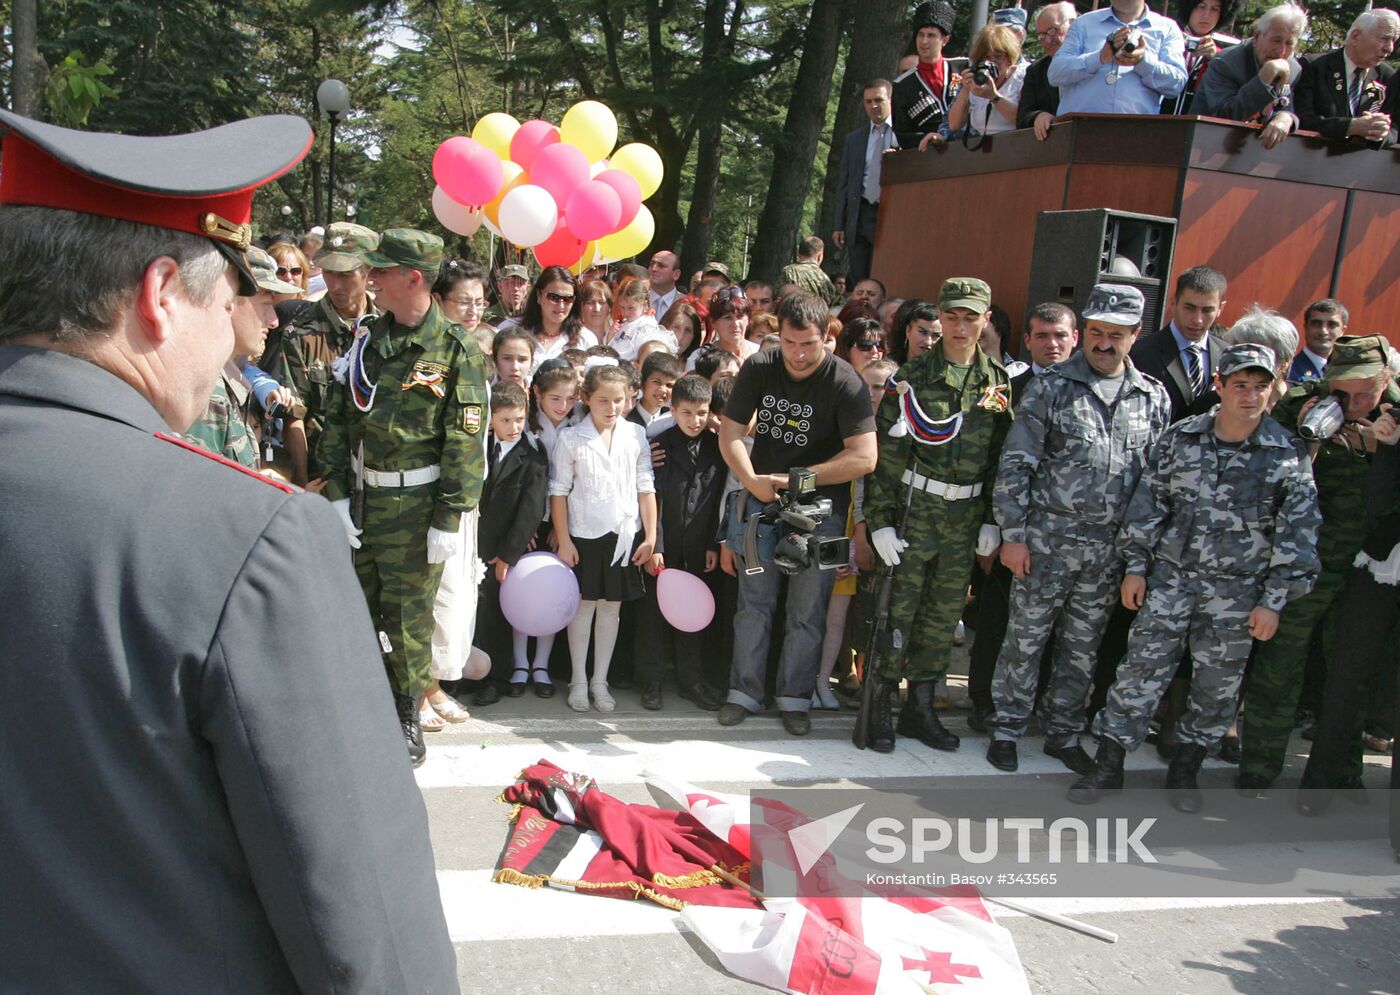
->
[638,375,728,711]
[472,381,552,705]
[628,351,683,428]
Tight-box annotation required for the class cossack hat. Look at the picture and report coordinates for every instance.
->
[0,108,312,295]
[912,1,957,38]
[1082,283,1145,326]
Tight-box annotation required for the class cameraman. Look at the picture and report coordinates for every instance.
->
[946,25,1026,138]
[717,290,877,736]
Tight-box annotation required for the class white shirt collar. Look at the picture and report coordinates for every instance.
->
[1302,346,1329,370]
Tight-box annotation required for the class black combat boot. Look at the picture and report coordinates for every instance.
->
[1166,743,1208,813]
[897,680,960,751]
[867,677,899,754]
[394,691,427,768]
[1067,738,1126,804]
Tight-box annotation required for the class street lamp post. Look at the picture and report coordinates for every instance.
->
[316,79,351,226]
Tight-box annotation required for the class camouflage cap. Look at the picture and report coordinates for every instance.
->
[498,264,530,281]
[938,277,993,313]
[703,260,732,280]
[1082,283,1144,326]
[1324,334,1390,382]
[1217,342,1277,378]
[315,222,380,272]
[246,246,303,295]
[363,228,444,271]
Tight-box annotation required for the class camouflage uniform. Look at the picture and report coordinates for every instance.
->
[1093,408,1322,751]
[780,259,840,307]
[272,223,380,479]
[186,365,259,469]
[866,310,1013,681]
[990,349,1171,744]
[318,231,491,696]
[1240,337,1400,784]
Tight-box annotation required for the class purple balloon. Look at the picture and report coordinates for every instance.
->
[500,552,581,637]
[656,568,716,633]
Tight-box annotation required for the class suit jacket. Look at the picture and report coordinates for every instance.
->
[1295,48,1398,147]
[1287,349,1326,384]
[1016,55,1060,130]
[478,432,550,565]
[0,347,456,994]
[1129,326,1224,423]
[834,124,870,240]
[1194,40,1304,123]
[653,425,727,571]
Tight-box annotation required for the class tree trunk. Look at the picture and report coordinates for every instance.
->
[815,0,908,278]
[679,117,723,279]
[748,0,844,286]
[12,0,45,117]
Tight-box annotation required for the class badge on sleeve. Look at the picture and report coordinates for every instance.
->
[464,403,483,434]
[404,360,449,397]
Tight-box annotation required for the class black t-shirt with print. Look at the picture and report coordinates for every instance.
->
[725,349,876,517]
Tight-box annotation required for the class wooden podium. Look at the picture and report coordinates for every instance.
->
[872,114,1400,343]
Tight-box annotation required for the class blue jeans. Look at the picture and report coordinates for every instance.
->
[728,515,844,714]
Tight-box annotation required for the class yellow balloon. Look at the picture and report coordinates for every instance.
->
[560,100,618,163]
[609,143,663,200]
[596,205,654,261]
[483,161,525,227]
[568,241,599,276]
[472,112,520,160]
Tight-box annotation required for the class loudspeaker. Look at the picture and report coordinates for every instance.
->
[1025,209,1177,334]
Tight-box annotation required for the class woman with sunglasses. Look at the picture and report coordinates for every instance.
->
[515,266,596,372]
[685,286,756,371]
[835,316,887,371]
[433,259,494,353]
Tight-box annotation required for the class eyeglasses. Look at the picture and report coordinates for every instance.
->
[276,266,303,278]
[545,291,576,305]
[1036,24,1068,39]
[854,339,884,351]
[447,297,488,311]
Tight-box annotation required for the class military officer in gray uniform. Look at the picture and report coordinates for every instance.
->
[986,285,1172,774]
[1071,343,1322,813]
[0,111,457,992]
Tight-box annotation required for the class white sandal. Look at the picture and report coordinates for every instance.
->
[590,680,615,713]
[429,693,470,723]
[419,700,447,732]
[568,683,591,713]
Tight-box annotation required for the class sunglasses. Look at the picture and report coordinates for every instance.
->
[855,339,884,351]
[276,266,303,278]
[545,291,576,305]
[713,286,747,303]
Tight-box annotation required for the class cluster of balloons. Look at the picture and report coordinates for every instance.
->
[429,101,664,272]
[499,553,716,637]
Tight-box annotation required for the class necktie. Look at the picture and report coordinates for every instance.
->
[1350,67,1364,113]
[1184,346,1205,397]
[864,125,886,204]
[490,440,502,472]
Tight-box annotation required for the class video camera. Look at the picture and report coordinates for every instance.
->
[1298,392,1346,441]
[760,467,850,575]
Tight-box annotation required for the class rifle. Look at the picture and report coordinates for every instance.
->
[853,464,918,749]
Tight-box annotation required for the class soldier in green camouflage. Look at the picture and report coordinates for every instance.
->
[318,228,492,767]
[273,222,380,486]
[186,246,302,469]
[1071,344,1322,813]
[484,263,531,326]
[863,277,1013,753]
[1238,334,1400,793]
[780,236,840,307]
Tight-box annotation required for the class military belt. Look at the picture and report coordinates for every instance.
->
[362,464,442,488]
[901,468,982,501]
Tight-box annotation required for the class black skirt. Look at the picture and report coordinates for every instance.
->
[572,532,646,602]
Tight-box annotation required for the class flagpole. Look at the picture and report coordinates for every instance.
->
[986,897,1119,944]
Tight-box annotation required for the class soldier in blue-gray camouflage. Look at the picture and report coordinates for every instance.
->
[1070,343,1322,813]
[986,284,1172,776]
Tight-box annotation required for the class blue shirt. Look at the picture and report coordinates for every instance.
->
[1048,5,1187,115]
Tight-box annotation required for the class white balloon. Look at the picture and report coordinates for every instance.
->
[589,160,608,178]
[497,184,559,248]
[432,185,485,237]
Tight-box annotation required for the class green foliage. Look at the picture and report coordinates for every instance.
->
[43,51,118,127]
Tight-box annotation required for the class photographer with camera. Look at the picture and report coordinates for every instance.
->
[716,290,877,737]
[860,278,1014,754]
[947,25,1027,139]
[1239,335,1400,795]
[1048,0,1187,117]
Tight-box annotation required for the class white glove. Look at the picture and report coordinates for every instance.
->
[330,498,362,549]
[426,525,462,564]
[871,527,909,567]
[976,523,1002,557]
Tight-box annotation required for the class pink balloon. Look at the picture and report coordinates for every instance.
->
[534,223,588,268]
[593,169,642,228]
[565,181,623,241]
[432,136,504,207]
[509,119,561,172]
[499,552,580,637]
[656,569,716,633]
[528,142,591,206]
